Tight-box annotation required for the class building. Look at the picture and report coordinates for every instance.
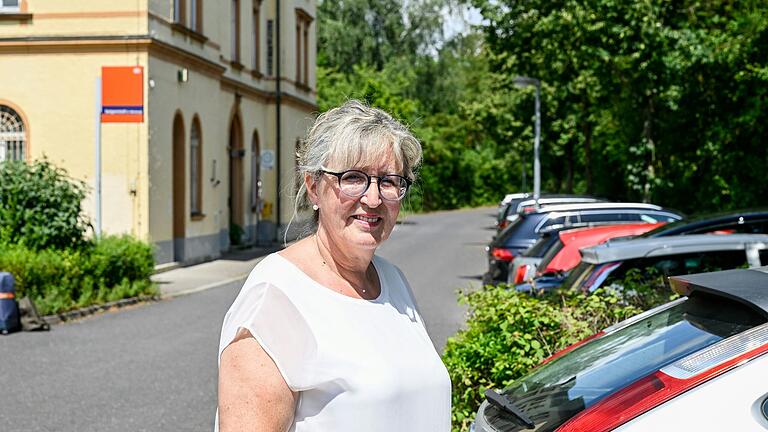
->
[0,0,317,264]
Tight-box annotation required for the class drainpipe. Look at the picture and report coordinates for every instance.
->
[275,0,282,243]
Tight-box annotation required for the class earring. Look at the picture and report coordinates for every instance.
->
[312,204,319,211]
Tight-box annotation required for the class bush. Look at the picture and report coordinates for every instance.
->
[442,285,642,432]
[0,159,90,251]
[84,235,155,289]
[0,235,157,315]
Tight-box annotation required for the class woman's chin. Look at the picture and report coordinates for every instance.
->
[346,229,387,250]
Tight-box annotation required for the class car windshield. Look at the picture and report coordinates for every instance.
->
[482,294,766,432]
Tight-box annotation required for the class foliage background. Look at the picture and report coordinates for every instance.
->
[316,0,768,214]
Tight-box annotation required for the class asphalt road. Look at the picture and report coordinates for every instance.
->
[0,206,494,431]
[377,206,493,351]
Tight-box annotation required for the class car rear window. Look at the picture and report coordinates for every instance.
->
[537,239,564,271]
[482,293,767,431]
[525,234,560,258]
[560,261,595,290]
[496,214,546,246]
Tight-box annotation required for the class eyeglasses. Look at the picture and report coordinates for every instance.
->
[320,168,412,201]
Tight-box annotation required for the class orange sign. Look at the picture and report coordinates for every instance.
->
[101,66,144,123]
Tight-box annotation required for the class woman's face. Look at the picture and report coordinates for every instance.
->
[309,151,402,251]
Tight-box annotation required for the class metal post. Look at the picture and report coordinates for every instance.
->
[94,77,102,237]
[275,0,282,242]
[533,81,541,206]
[513,76,542,206]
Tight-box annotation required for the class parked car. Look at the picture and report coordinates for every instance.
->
[641,208,768,238]
[496,195,601,233]
[545,233,768,295]
[472,266,768,432]
[508,223,665,285]
[484,203,683,285]
[497,193,531,228]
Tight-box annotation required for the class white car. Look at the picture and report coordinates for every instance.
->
[471,266,768,431]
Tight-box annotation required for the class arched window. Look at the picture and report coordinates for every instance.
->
[190,117,203,215]
[251,130,261,211]
[0,105,26,162]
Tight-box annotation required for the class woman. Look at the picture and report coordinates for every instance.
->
[216,100,451,431]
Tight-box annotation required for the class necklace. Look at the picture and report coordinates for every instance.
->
[314,234,368,294]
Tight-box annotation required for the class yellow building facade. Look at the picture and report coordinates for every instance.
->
[0,0,317,264]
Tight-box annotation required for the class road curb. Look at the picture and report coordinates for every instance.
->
[42,295,162,325]
[161,274,250,299]
[43,269,258,326]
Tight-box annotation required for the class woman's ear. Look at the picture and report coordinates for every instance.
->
[305,172,319,206]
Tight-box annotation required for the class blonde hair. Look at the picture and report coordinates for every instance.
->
[287,100,422,241]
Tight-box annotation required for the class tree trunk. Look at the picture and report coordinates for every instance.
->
[582,121,593,194]
[642,97,656,203]
[565,140,574,193]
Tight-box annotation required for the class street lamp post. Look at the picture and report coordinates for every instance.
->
[513,76,541,207]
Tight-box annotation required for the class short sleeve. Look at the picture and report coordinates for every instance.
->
[218,280,318,390]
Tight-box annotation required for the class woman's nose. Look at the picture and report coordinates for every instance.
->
[361,178,382,207]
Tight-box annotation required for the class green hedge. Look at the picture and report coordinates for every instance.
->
[0,235,157,315]
[442,285,644,432]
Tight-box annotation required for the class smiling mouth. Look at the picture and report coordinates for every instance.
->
[352,215,381,223]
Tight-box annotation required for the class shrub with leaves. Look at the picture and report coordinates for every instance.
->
[0,236,157,315]
[0,159,89,250]
[442,285,642,432]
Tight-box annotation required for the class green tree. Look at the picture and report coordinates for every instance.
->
[469,0,768,211]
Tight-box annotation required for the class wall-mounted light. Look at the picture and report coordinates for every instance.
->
[178,68,189,83]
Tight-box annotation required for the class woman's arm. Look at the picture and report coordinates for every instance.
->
[218,328,298,432]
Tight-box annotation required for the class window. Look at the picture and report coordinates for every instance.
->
[579,212,641,223]
[231,0,241,62]
[295,9,313,87]
[0,105,25,161]
[250,131,261,211]
[0,0,19,12]
[173,0,186,25]
[252,4,261,72]
[190,117,203,215]
[190,0,203,32]
[266,19,274,76]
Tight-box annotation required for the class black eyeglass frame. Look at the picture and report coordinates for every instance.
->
[319,168,413,201]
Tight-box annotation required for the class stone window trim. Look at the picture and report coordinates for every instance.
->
[294,8,313,88]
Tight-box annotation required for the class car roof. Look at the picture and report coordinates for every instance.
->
[644,208,768,237]
[518,196,601,207]
[531,202,671,214]
[558,223,666,245]
[580,233,768,264]
[670,266,768,319]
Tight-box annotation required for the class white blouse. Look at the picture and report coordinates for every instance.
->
[216,253,451,431]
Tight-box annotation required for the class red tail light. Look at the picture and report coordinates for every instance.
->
[498,220,508,229]
[557,326,768,432]
[491,247,515,262]
[513,264,529,284]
